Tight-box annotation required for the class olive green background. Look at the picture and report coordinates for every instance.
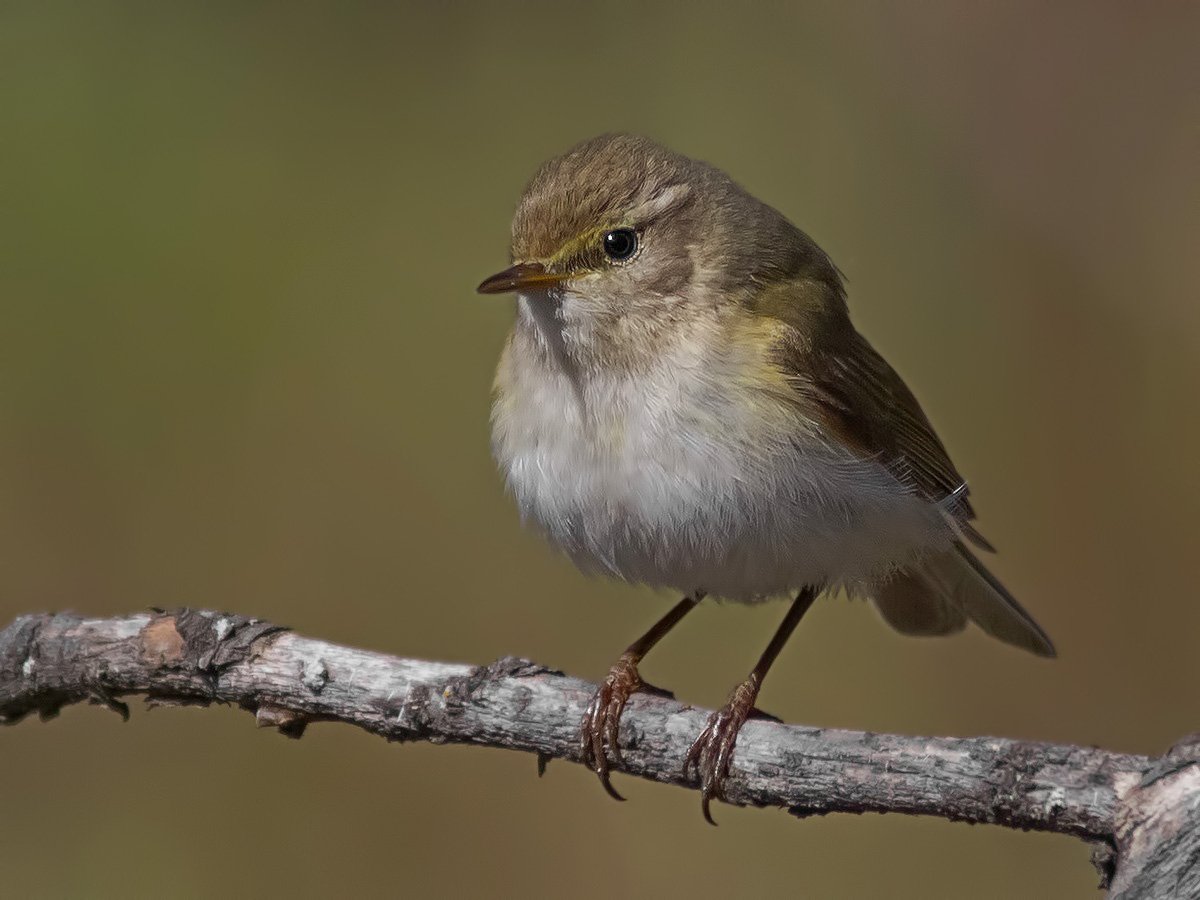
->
[3,3,1198,897]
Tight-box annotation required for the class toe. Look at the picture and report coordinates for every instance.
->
[605,695,625,766]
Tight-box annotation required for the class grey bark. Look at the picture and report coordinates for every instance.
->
[1,609,1195,896]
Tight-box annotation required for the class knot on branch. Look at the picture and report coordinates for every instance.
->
[1107,736,1200,896]
[445,655,558,707]
[986,740,1068,828]
[379,655,560,744]
[147,609,288,680]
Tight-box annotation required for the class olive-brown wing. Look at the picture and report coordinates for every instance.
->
[800,326,977,523]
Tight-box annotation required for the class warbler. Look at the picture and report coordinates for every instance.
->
[478,133,1055,822]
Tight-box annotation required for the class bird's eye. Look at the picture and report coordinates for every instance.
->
[602,228,638,262]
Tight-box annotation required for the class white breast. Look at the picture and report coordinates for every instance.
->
[492,297,952,602]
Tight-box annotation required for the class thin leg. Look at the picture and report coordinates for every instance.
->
[683,586,818,824]
[580,593,702,800]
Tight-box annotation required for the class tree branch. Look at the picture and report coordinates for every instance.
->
[1,609,1195,896]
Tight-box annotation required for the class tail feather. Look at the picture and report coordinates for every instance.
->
[873,570,968,637]
[874,543,1056,658]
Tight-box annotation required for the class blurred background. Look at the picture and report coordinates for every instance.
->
[2,3,1198,897]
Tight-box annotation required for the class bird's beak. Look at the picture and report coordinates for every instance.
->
[476,262,568,295]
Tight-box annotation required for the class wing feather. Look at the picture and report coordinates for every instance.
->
[752,267,1053,655]
[800,327,980,528]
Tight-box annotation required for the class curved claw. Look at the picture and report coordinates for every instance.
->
[579,652,645,801]
[681,679,759,825]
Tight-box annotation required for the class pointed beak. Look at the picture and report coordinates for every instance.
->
[476,262,568,295]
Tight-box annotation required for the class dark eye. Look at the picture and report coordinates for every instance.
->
[603,228,638,261]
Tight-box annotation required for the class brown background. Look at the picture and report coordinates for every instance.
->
[2,3,1198,897]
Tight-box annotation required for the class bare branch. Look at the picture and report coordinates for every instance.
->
[1,610,1196,897]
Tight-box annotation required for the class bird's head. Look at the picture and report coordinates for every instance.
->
[478,133,843,371]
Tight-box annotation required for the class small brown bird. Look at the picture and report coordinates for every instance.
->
[478,134,1054,822]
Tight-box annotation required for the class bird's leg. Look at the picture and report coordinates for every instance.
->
[580,593,702,800]
[683,586,818,824]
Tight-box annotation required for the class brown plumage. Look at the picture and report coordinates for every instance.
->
[479,133,1055,819]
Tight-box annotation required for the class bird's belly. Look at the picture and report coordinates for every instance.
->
[495,389,948,601]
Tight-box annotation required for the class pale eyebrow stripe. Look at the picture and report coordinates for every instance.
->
[628,183,692,223]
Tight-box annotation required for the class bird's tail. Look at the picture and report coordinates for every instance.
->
[873,542,1056,657]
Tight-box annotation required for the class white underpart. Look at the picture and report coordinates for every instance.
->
[492,292,954,603]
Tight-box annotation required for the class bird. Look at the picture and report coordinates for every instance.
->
[477,133,1055,823]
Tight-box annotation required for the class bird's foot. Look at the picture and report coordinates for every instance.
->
[682,675,762,825]
[579,651,662,800]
